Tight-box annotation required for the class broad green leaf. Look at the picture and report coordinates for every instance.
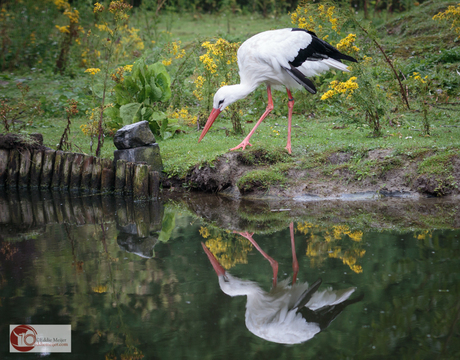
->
[114,83,133,106]
[158,212,175,242]
[148,77,163,102]
[90,83,105,99]
[120,102,143,125]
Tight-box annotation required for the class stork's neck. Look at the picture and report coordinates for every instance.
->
[228,82,259,101]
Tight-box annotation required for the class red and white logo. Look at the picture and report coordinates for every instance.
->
[10,325,37,352]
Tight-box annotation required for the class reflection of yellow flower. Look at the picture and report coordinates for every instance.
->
[199,226,210,238]
[301,222,365,274]
[92,285,107,293]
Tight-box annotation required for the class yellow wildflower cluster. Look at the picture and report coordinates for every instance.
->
[80,120,99,136]
[111,64,133,83]
[55,25,70,34]
[321,76,359,100]
[93,2,104,13]
[95,23,113,35]
[199,38,239,73]
[162,41,186,66]
[80,104,113,136]
[410,71,428,84]
[63,8,79,24]
[433,4,460,38]
[290,3,339,36]
[108,0,132,21]
[84,67,101,75]
[170,107,198,126]
[193,75,205,100]
[53,0,69,10]
[195,38,239,102]
[336,33,360,54]
[121,27,144,51]
[30,32,36,45]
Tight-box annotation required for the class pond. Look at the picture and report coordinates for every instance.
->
[0,191,459,359]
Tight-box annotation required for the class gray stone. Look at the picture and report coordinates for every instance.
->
[114,144,163,172]
[113,120,156,150]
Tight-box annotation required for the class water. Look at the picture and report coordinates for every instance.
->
[1,191,459,359]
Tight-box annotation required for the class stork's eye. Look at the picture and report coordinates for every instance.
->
[218,99,224,107]
[223,275,230,283]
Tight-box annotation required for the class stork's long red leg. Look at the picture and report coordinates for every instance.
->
[230,85,274,152]
[285,88,294,154]
[234,231,279,287]
[289,222,299,284]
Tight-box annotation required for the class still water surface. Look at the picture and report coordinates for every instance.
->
[0,191,459,359]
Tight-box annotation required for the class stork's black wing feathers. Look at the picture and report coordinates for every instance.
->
[290,28,358,67]
[292,278,323,309]
[284,64,317,94]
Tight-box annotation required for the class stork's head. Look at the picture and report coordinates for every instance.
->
[198,85,243,143]
[201,242,259,297]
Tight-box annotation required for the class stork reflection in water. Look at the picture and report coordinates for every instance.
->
[202,223,362,345]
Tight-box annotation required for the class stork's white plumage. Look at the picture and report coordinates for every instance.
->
[201,224,361,345]
[198,28,358,154]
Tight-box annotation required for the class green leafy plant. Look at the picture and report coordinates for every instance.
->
[106,58,177,139]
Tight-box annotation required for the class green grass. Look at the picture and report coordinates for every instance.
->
[2,1,460,184]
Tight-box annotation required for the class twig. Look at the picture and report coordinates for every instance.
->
[353,20,410,110]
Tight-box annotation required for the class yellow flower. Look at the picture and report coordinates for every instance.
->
[93,2,104,13]
[321,76,358,100]
[55,25,70,34]
[162,58,172,66]
[84,68,101,75]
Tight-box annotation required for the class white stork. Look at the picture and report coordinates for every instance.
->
[198,28,358,154]
[201,223,361,344]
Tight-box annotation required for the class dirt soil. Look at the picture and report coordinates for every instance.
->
[164,150,460,200]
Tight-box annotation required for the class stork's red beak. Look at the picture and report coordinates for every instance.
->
[201,242,226,277]
[198,108,221,143]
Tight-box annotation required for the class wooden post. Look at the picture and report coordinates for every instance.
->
[101,168,115,193]
[51,150,64,189]
[133,164,149,200]
[19,195,33,226]
[61,152,75,191]
[7,150,20,188]
[80,156,93,191]
[91,157,102,193]
[41,150,56,189]
[0,194,11,223]
[30,150,44,188]
[18,149,32,188]
[0,149,9,187]
[115,159,126,194]
[70,153,84,191]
